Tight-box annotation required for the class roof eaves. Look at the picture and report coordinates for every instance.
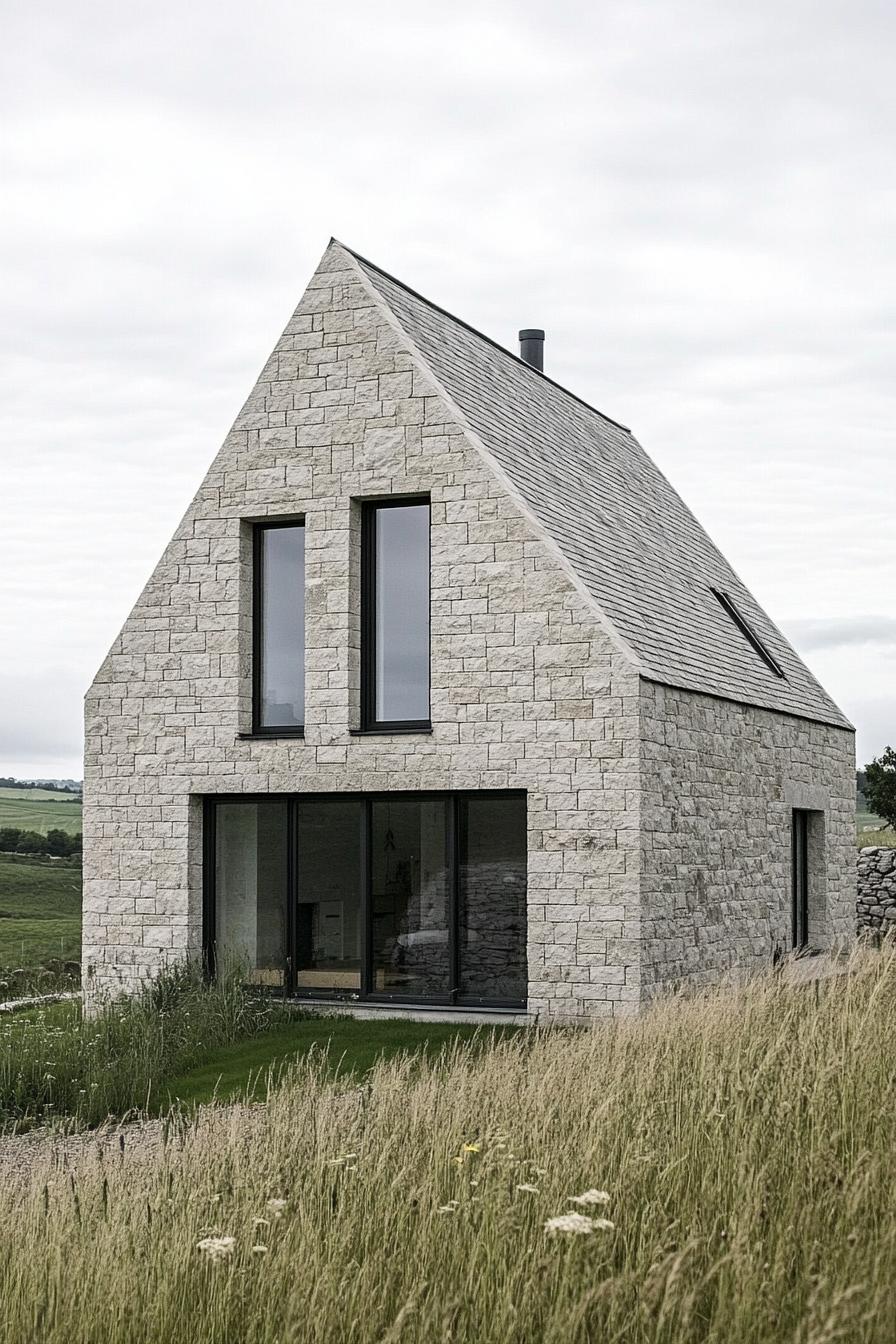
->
[640,674,855,733]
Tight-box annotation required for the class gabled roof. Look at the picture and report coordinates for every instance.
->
[342,243,852,732]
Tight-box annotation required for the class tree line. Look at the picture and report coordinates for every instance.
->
[0,828,82,859]
[0,776,82,796]
[862,748,896,833]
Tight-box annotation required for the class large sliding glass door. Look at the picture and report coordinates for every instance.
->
[204,792,526,1008]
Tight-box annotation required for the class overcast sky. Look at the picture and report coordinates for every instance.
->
[1,0,893,780]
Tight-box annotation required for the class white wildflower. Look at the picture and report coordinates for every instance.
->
[251,1244,268,1254]
[545,1213,604,1236]
[252,1216,270,1228]
[568,1189,611,1207]
[266,1198,287,1218]
[437,1200,460,1214]
[197,1235,236,1261]
[516,1183,539,1194]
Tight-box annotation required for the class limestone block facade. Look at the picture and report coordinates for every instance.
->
[83,240,856,1019]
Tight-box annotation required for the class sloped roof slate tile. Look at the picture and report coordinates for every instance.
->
[344,244,851,732]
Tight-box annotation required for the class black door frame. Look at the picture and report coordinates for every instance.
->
[202,790,527,1010]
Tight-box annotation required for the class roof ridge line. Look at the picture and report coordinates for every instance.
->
[331,238,632,437]
[334,240,650,680]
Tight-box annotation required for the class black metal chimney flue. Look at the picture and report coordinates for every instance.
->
[519,328,544,372]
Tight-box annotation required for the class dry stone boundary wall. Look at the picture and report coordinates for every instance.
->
[856,846,896,934]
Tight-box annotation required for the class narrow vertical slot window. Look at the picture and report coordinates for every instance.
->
[254,522,305,734]
[362,499,430,729]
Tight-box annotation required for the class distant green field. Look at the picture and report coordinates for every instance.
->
[0,787,82,836]
[0,786,80,803]
[857,808,894,847]
[0,854,81,969]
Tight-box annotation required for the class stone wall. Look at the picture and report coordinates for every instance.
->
[639,681,856,994]
[856,846,896,934]
[82,239,642,1021]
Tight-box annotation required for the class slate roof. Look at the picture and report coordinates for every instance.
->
[344,244,852,731]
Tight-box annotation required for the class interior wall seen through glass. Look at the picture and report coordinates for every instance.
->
[215,801,288,985]
[296,800,363,992]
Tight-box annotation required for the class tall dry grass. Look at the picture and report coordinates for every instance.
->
[0,962,293,1126]
[2,946,896,1343]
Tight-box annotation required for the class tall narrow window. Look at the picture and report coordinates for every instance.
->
[362,500,430,729]
[791,809,809,951]
[253,522,305,733]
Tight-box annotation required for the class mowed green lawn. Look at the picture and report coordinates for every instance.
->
[162,1016,522,1109]
[0,787,82,836]
[0,854,81,968]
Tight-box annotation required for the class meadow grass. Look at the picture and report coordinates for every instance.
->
[1,946,895,1343]
[0,964,295,1127]
[857,827,894,848]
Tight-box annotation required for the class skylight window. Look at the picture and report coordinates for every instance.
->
[711,588,786,679]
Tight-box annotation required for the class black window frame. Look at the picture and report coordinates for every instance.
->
[252,518,306,738]
[361,497,432,732]
[202,789,527,1010]
[710,587,787,680]
[791,808,810,951]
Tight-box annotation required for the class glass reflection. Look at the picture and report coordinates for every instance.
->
[260,525,305,728]
[374,504,429,723]
[371,798,449,996]
[459,796,527,1002]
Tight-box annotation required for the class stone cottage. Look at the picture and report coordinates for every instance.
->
[82,239,856,1019]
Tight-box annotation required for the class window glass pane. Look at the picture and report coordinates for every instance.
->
[296,800,362,992]
[459,796,527,1002]
[371,798,449,996]
[215,801,288,986]
[374,504,429,722]
[259,525,305,728]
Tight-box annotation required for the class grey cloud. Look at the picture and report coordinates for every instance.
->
[0,0,894,774]
[783,618,896,654]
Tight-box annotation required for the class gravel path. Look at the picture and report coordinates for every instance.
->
[0,1118,171,1186]
[0,1106,267,1190]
